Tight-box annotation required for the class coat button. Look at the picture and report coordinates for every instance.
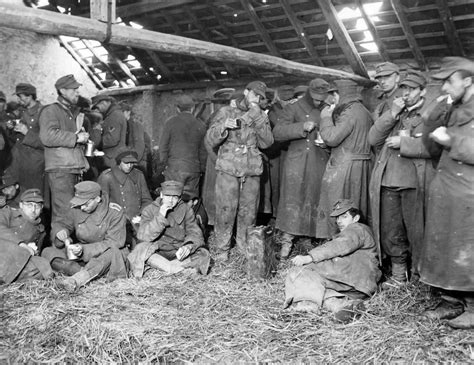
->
[456,173,463,176]
[458,161,462,165]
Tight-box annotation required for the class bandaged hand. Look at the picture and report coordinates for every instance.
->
[176,244,192,261]
[56,229,69,241]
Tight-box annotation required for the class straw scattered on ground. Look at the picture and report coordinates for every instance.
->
[1,254,473,363]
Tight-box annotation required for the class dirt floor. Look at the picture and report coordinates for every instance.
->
[1,253,473,363]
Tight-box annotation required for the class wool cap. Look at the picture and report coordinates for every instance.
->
[212,88,236,100]
[245,81,267,98]
[70,181,101,208]
[91,94,114,108]
[0,170,18,190]
[294,85,308,97]
[400,70,427,88]
[55,74,82,90]
[15,83,36,96]
[330,199,357,217]
[115,147,138,164]
[20,188,43,203]
[308,78,330,100]
[431,56,474,80]
[277,85,295,101]
[176,95,195,109]
[161,180,184,196]
[374,62,400,78]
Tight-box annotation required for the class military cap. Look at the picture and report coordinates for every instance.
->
[277,85,295,101]
[20,188,44,203]
[0,171,18,190]
[55,74,82,90]
[328,82,339,93]
[330,199,357,217]
[91,94,114,108]
[245,81,267,98]
[308,78,330,100]
[115,147,138,164]
[70,181,101,208]
[374,62,400,78]
[0,91,6,102]
[265,88,275,101]
[15,83,36,96]
[6,101,21,114]
[294,85,308,97]
[400,70,427,88]
[176,94,195,109]
[161,180,183,196]
[431,56,474,80]
[212,87,236,100]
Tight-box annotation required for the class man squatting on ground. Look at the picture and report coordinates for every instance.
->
[127,180,210,276]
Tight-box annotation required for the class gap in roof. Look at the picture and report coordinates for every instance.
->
[338,1,383,20]
[129,21,143,29]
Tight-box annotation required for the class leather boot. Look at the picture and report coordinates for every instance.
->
[181,249,211,275]
[381,261,407,290]
[278,232,294,259]
[423,299,464,321]
[447,296,474,329]
[147,254,183,274]
[51,257,82,276]
[57,270,91,292]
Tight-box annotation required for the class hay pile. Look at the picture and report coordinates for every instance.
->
[1,256,473,363]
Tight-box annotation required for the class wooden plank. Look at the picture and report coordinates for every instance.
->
[317,0,369,78]
[90,0,115,22]
[145,50,176,82]
[279,0,324,67]
[240,0,281,57]
[102,44,139,85]
[0,2,373,86]
[390,0,428,71]
[355,0,390,62]
[436,0,466,56]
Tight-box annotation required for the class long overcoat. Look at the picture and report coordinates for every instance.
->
[273,93,328,237]
[419,95,474,291]
[316,96,373,239]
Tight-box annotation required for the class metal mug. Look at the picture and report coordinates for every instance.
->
[84,140,95,157]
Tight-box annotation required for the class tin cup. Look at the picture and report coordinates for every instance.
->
[65,239,79,260]
[84,140,95,157]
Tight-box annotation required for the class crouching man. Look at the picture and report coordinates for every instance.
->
[42,181,128,292]
[128,180,210,276]
[0,189,53,284]
[284,199,381,322]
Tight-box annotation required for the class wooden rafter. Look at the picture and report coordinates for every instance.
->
[436,0,466,56]
[240,0,281,57]
[145,50,177,82]
[317,0,369,78]
[390,0,428,71]
[280,0,324,67]
[102,44,139,86]
[161,9,217,81]
[355,0,390,62]
[185,8,238,78]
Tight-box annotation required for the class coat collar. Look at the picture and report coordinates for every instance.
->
[75,193,110,225]
[111,166,138,185]
[450,94,474,127]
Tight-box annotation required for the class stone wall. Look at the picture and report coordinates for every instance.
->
[0,27,97,105]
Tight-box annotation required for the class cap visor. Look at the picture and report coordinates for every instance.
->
[23,198,44,203]
[374,71,397,78]
[70,196,88,207]
[122,157,138,164]
[431,69,455,80]
[400,80,421,88]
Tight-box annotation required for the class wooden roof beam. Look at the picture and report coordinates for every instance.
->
[390,0,428,71]
[355,0,390,62]
[317,0,369,78]
[145,50,177,82]
[436,0,466,56]
[161,9,217,81]
[280,0,324,67]
[102,44,140,86]
[240,0,281,58]
[185,8,238,78]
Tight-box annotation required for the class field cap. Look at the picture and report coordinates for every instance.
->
[328,82,339,93]
[308,78,330,100]
[70,181,101,207]
[161,180,184,196]
[245,81,267,98]
[374,62,400,78]
[431,56,474,80]
[0,170,18,190]
[176,95,195,109]
[15,83,36,96]
[277,85,295,101]
[20,188,43,203]
[55,74,82,90]
[91,94,114,108]
[400,70,427,88]
[294,85,308,97]
[212,88,236,100]
[330,199,356,217]
[116,147,138,164]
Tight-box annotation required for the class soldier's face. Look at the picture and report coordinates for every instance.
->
[1,185,18,199]
[401,85,425,107]
[376,73,399,94]
[20,201,43,221]
[60,87,80,105]
[336,211,358,231]
[161,194,180,210]
[80,196,101,214]
[17,93,33,108]
[245,89,263,106]
[119,161,134,174]
[441,71,471,103]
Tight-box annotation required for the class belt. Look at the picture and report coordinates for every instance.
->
[350,153,371,161]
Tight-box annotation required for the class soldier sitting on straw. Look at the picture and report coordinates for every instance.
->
[127,180,210,276]
[284,199,381,322]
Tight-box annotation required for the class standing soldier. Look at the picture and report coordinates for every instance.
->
[419,57,474,329]
[273,78,330,259]
[373,62,401,119]
[39,74,90,223]
[206,81,274,262]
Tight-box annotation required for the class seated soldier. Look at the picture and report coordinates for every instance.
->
[284,199,381,322]
[42,181,128,292]
[0,171,21,208]
[0,189,53,284]
[128,180,210,276]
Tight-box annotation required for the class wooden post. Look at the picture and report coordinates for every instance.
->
[90,0,115,22]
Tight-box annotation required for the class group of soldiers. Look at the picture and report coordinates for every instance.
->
[0,56,473,328]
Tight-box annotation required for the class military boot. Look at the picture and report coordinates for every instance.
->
[381,261,407,290]
[181,249,211,275]
[147,254,183,274]
[57,270,91,292]
[447,297,474,329]
[51,257,82,276]
[278,232,294,259]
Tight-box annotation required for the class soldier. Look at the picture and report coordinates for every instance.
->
[419,57,474,329]
[0,189,54,284]
[206,81,274,262]
[373,62,401,119]
[0,170,21,208]
[369,70,434,287]
[284,199,380,323]
[128,180,210,276]
[42,181,128,292]
[273,78,330,259]
[98,147,152,248]
[39,74,90,224]
[91,95,127,169]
